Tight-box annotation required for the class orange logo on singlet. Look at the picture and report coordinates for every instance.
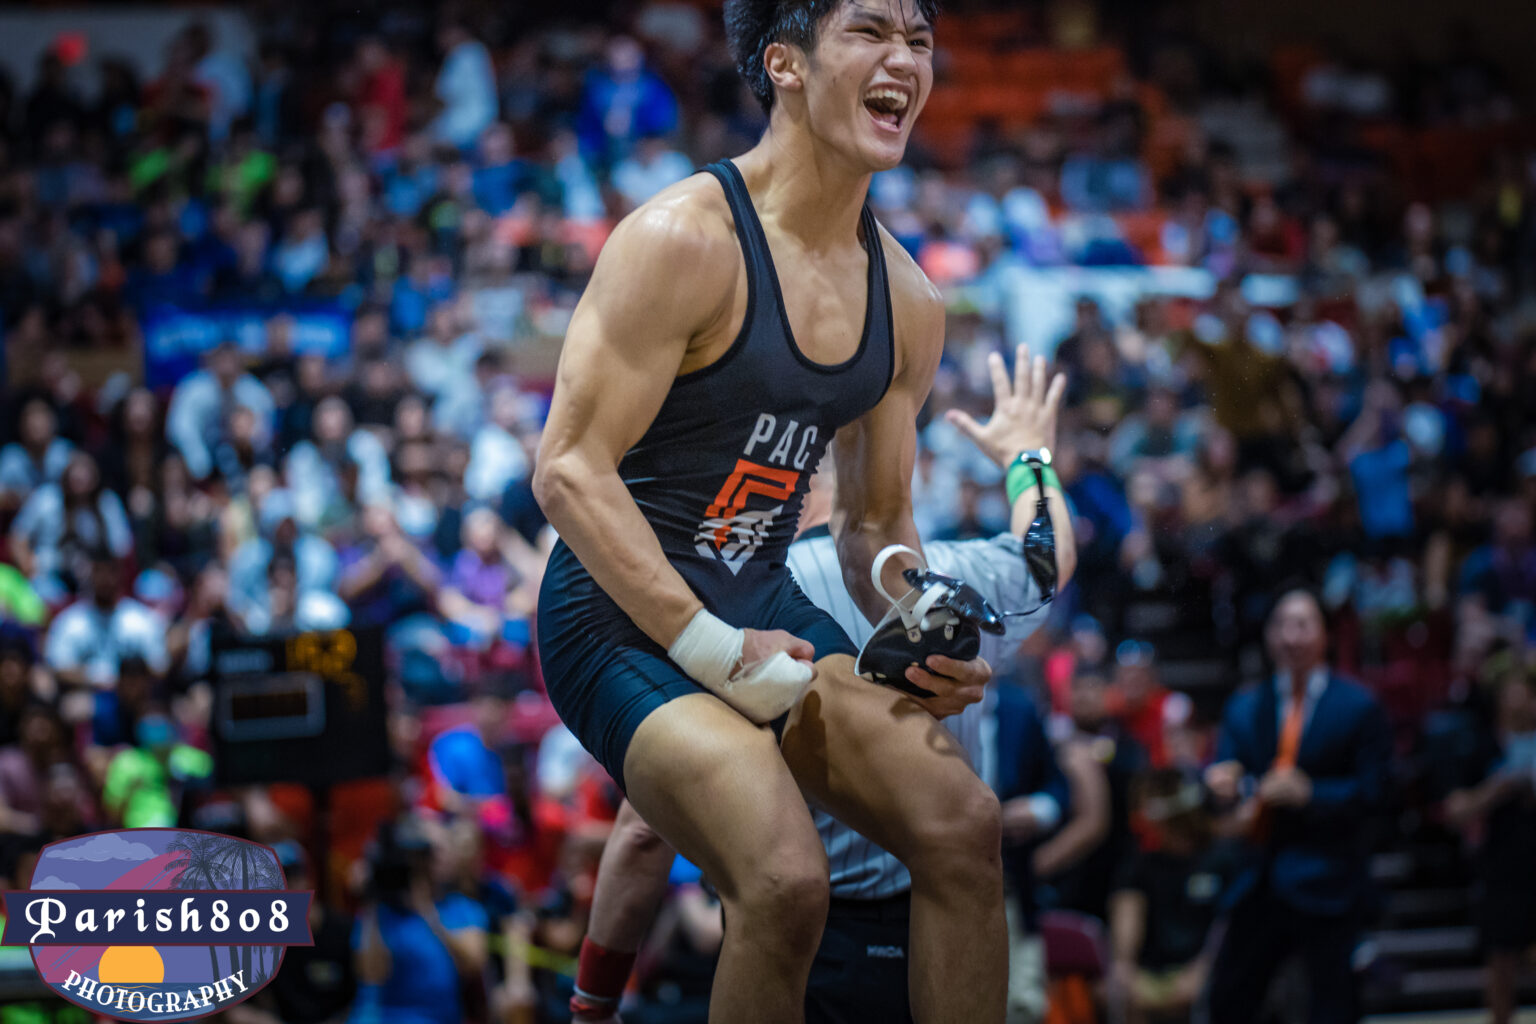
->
[692,459,800,575]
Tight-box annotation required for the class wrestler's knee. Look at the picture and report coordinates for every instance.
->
[610,806,672,868]
[730,843,830,954]
[895,772,1003,888]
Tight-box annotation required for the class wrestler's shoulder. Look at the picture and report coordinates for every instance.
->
[869,216,944,317]
[604,173,739,271]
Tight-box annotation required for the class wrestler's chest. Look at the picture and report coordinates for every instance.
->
[773,251,872,366]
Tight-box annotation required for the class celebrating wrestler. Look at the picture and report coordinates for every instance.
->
[533,0,1010,1020]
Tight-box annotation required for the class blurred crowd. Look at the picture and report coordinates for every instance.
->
[0,0,1534,1021]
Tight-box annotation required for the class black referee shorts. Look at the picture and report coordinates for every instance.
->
[806,894,914,1024]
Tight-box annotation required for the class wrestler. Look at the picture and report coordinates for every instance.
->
[535,1,1005,1019]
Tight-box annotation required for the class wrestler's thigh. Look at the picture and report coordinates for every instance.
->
[780,654,993,862]
[621,692,827,902]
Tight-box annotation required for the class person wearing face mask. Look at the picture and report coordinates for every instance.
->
[101,708,212,828]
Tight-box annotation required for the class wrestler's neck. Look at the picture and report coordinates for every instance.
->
[733,121,874,252]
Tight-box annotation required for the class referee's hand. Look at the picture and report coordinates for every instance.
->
[944,343,1066,471]
[906,654,990,719]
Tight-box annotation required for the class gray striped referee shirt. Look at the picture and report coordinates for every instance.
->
[786,527,1053,900]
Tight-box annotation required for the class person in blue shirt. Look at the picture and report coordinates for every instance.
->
[351,816,490,1024]
[575,37,679,168]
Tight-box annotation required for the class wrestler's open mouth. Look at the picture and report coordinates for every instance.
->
[864,85,910,133]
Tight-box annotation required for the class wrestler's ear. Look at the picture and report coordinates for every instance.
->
[763,41,806,100]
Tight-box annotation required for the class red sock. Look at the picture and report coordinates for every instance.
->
[570,937,636,1017]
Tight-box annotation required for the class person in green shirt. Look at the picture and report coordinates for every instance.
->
[102,712,213,828]
[0,565,45,629]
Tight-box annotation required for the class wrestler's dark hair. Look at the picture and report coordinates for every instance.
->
[725,0,941,114]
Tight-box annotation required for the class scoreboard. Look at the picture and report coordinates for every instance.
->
[209,627,391,787]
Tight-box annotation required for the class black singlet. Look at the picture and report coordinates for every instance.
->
[607,158,896,617]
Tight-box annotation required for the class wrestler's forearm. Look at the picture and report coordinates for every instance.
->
[535,452,704,646]
[832,507,925,626]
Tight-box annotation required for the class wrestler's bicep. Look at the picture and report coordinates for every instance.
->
[542,206,738,468]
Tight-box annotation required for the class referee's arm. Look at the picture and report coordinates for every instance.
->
[946,344,1076,589]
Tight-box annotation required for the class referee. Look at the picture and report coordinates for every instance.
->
[570,346,1077,1024]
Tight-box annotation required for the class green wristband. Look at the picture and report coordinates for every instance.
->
[1006,456,1060,505]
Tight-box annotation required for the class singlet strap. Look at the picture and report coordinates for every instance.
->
[859,201,897,397]
[703,160,778,332]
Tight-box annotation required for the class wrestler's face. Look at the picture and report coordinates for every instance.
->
[799,0,933,172]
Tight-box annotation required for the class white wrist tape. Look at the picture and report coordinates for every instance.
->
[668,609,813,724]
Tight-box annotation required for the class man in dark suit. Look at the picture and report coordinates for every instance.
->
[1202,588,1392,1024]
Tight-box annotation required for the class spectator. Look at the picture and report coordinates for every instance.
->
[1105,640,1192,769]
[472,123,530,216]
[90,653,159,750]
[611,133,694,210]
[186,21,252,143]
[497,421,550,549]
[124,230,205,308]
[576,36,679,167]
[465,385,534,503]
[226,488,339,625]
[1203,588,1392,1024]
[1106,384,1203,481]
[101,709,212,828]
[389,434,445,546]
[44,551,167,691]
[0,398,73,509]
[439,508,538,648]
[9,450,132,602]
[227,840,358,1024]
[237,552,350,636]
[1106,770,1237,1024]
[24,52,82,141]
[1036,667,1144,922]
[285,395,392,527]
[431,22,498,151]
[213,404,277,496]
[166,341,277,481]
[405,302,483,403]
[353,815,490,1024]
[0,641,44,747]
[100,387,166,506]
[0,703,89,835]
[354,36,408,156]
[991,678,1071,1024]
[0,565,46,633]
[1443,662,1536,1024]
[271,208,330,295]
[1459,498,1536,623]
[336,503,443,654]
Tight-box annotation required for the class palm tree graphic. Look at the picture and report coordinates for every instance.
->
[167,832,232,981]
[211,836,284,988]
